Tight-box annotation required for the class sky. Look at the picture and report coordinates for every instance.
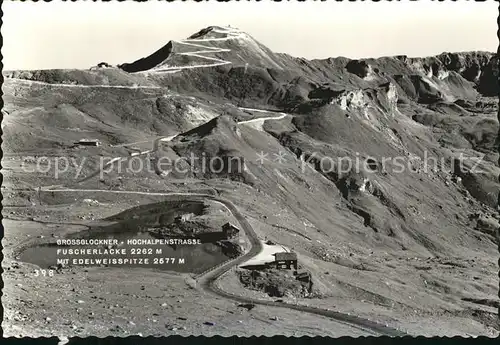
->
[2,1,498,70]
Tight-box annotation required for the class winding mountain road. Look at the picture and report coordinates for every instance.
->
[34,100,405,336]
[151,26,243,73]
[38,185,406,336]
[75,108,284,184]
[5,78,163,89]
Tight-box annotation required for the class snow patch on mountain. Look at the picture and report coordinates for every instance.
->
[437,70,449,80]
[331,90,366,111]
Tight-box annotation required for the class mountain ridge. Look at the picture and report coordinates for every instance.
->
[113,26,497,97]
[6,26,496,112]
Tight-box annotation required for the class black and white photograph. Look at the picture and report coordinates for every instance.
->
[1,0,499,340]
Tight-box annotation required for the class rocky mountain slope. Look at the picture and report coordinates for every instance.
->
[2,26,499,336]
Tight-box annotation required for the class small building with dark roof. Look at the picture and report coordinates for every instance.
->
[75,138,101,147]
[273,252,298,270]
[97,62,112,68]
[222,222,240,239]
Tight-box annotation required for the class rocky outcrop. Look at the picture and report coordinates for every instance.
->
[346,60,371,78]
[438,52,492,82]
[477,55,499,96]
[409,75,443,104]
[437,52,497,96]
